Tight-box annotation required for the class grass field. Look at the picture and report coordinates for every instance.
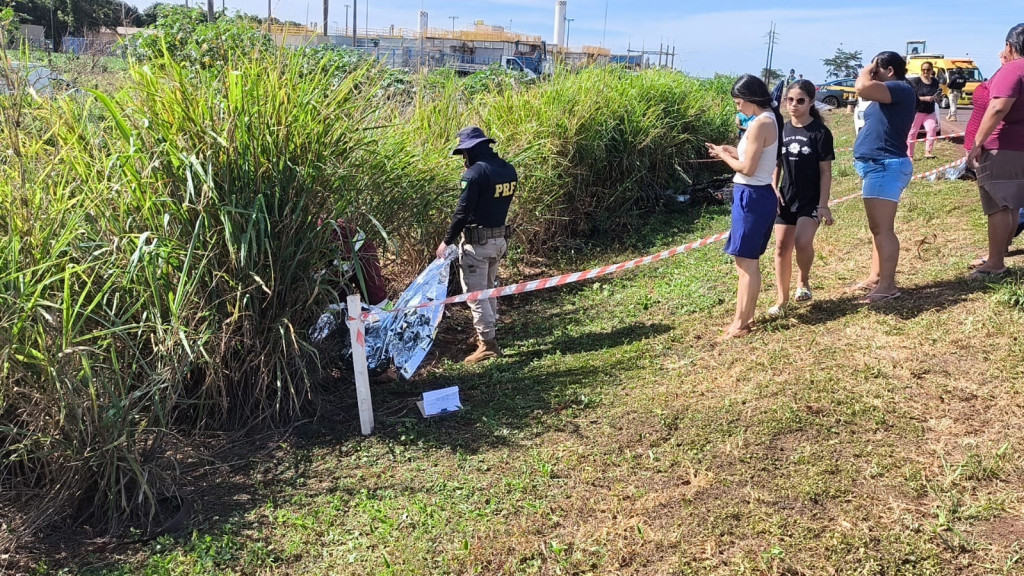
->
[30,111,1024,576]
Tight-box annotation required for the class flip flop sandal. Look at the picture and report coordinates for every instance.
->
[858,291,902,304]
[845,282,876,294]
[794,287,813,302]
[969,268,1008,281]
[969,256,987,269]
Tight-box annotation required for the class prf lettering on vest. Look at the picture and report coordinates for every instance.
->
[495,181,517,198]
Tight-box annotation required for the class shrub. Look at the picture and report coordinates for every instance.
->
[125,5,275,68]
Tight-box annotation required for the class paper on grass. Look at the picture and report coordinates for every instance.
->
[417,386,462,417]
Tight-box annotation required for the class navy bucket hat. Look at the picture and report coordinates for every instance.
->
[451,126,495,155]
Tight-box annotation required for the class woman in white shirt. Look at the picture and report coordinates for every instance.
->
[707,74,783,340]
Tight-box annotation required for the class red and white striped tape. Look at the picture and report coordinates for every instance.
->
[910,156,967,181]
[834,131,965,153]
[686,132,966,161]
[348,315,367,348]
[368,156,968,318]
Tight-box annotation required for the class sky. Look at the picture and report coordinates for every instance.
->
[134,1,1019,81]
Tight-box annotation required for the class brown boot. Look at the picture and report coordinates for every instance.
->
[464,338,501,364]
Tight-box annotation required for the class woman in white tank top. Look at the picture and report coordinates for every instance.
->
[706,74,783,340]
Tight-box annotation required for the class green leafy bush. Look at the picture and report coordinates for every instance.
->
[125,5,274,68]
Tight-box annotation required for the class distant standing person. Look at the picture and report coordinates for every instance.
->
[907,60,942,159]
[768,80,835,316]
[435,127,517,363]
[736,111,755,139]
[852,51,916,303]
[706,74,782,339]
[947,68,967,121]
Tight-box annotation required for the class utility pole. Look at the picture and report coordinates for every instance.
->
[323,0,329,36]
[345,4,350,34]
[602,0,608,47]
[352,0,357,47]
[449,15,458,33]
[763,22,778,84]
[565,17,574,49]
[207,0,214,22]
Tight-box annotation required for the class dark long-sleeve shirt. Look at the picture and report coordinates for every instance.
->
[444,148,518,245]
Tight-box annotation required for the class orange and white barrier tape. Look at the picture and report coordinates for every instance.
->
[904,131,965,145]
[910,156,967,181]
[688,132,965,161]
[834,131,965,153]
[369,156,968,319]
[348,156,973,429]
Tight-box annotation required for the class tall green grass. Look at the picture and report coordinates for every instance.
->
[0,32,733,543]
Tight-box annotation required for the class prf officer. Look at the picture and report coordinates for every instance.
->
[435,126,518,363]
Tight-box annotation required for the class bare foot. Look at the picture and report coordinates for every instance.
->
[718,324,753,341]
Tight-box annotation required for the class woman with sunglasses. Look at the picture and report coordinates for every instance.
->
[706,74,783,339]
[906,61,942,159]
[767,80,835,316]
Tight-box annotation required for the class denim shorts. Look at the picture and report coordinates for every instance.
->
[854,157,913,202]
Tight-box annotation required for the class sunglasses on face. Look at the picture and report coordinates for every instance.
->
[786,97,807,105]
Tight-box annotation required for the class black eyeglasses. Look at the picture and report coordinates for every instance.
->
[785,97,807,105]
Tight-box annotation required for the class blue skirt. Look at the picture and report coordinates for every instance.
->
[723,183,777,259]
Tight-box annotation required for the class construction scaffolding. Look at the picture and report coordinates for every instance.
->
[262,19,620,74]
[626,43,676,69]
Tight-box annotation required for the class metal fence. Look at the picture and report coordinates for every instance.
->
[62,37,120,55]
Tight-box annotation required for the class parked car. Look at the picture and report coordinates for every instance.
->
[815,77,857,109]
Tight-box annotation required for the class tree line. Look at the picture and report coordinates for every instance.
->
[9,1,316,51]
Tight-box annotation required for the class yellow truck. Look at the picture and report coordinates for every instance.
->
[905,40,984,108]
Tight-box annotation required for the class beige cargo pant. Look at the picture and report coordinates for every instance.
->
[459,238,507,341]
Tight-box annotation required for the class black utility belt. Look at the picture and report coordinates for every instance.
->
[462,225,511,244]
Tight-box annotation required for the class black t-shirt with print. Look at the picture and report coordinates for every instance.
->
[778,118,835,217]
[908,76,941,114]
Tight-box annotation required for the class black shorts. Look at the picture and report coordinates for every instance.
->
[775,205,819,226]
